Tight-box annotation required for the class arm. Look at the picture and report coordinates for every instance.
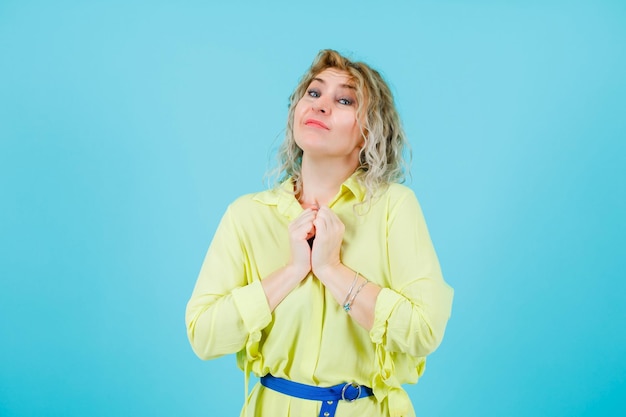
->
[314,262,382,330]
[186,205,316,360]
[311,193,453,357]
[261,208,317,310]
[185,207,272,360]
[371,191,454,357]
[311,206,382,331]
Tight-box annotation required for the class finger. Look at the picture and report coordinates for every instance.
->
[297,209,318,225]
[314,207,341,230]
[291,219,317,241]
[313,213,328,233]
[305,225,316,240]
[292,223,315,239]
[315,206,335,222]
[290,209,316,229]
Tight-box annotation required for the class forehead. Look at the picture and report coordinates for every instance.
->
[311,68,355,88]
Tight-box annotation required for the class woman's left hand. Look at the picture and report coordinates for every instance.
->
[311,206,344,276]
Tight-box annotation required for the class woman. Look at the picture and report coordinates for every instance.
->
[186,49,453,417]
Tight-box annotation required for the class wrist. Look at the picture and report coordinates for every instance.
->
[312,262,342,281]
[285,263,310,282]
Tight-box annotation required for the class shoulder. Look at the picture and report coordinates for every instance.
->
[383,182,416,198]
[379,183,420,205]
[372,183,427,222]
[225,188,282,214]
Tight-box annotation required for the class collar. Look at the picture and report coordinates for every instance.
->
[252,170,366,219]
[339,171,366,202]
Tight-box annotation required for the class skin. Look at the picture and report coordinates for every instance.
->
[293,68,364,163]
[261,68,382,331]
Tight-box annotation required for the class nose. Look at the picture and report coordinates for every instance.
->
[312,97,330,114]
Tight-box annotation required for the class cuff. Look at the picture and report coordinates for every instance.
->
[232,280,272,333]
[370,287,403,344]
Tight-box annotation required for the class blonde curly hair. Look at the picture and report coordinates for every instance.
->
[273,49,410,208]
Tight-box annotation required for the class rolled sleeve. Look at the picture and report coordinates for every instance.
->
[186,202,273,361]
[371,188,454,357]
[232,280,272,334]
[370,288,402,345]
[371,283,453,357]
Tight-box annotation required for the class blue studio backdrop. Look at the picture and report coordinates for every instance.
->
[1,1,625,416]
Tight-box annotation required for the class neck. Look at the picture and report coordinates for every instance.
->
[297,155,359,206]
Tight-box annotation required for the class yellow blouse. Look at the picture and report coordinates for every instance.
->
[186,175,454,417]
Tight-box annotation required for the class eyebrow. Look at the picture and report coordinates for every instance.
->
[312,77,356,90]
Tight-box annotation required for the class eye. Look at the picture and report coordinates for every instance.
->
[307,89,320,98]
[338,97,353,105]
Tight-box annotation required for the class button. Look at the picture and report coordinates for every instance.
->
[324,413,330,417]
[327,401,333,405]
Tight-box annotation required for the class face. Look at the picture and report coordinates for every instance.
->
[293,68,364,164]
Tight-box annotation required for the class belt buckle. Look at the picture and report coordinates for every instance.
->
[341,382,361,402]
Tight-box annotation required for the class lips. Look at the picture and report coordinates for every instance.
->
[304,119,329,130]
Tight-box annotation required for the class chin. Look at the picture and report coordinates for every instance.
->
[294,135,324,151]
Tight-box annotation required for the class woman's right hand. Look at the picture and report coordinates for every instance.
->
[287,208,317,280]
[257,208,318,312]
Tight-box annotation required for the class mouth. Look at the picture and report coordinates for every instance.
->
[304,119,329,130]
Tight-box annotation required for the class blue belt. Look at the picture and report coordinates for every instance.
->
[260,374,374,417]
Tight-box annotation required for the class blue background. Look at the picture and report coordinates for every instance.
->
[1,0,625,416]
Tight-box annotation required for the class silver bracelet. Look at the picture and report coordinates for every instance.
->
[342,272,360,308]
[344,279,369,312]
